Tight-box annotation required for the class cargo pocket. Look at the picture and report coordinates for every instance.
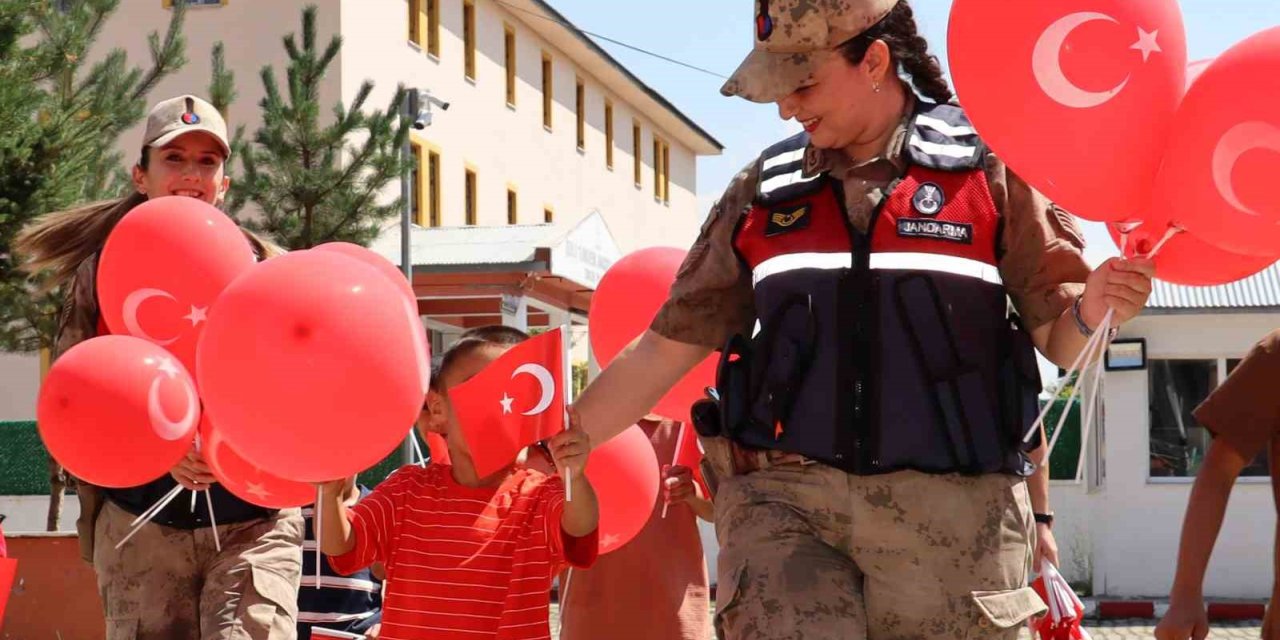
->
[967,587,1048,638]
[713,561,747,640]
[105,618,139,640]
[236,565,300,639]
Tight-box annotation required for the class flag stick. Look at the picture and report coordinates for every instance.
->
[662,422,690,519]
[315,486,323,589]
[561,324,574,503]
[205,489,221,552]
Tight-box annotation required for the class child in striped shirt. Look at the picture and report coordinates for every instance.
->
[316,328,599,640]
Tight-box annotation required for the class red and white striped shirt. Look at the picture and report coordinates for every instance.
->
[329,464,597,639]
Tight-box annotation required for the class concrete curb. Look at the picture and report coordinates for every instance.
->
[1086,599,1266,621]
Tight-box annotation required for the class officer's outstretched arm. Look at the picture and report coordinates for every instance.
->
[572,330,713,447]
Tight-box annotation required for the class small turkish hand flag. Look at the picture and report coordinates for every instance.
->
[672,421,709,498]
[450,328,565,477]
[0,557,14,626]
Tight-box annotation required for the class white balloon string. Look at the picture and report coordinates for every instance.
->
[116,485,185,550]
[205,489,221,552]
[131,484,183,527]
[1075,311,1115,482]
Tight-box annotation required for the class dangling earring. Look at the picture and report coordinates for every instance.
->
[873,82,882,93]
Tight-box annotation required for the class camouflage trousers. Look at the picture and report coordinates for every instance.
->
[93,500,305,640]
[707,441,1047,640]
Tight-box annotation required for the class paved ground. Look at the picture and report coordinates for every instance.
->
[547,605,1263,638]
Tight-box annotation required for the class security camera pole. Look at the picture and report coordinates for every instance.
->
[401,88,424,466]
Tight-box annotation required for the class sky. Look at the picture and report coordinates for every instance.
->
[549,0,1280,267]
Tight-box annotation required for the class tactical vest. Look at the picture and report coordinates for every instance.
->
[716,102,1043,477]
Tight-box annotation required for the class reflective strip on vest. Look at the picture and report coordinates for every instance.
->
[915,114,977,138]
[869,252,1002,285]
[761,147,806,171]
[759,169,821,197]
[752,251,853,285]
[907,134,978,161]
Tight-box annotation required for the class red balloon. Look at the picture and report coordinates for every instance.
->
[312,242,430,393]
[1107,217,1276,286]
[312,242,416,306]
[97,196,256,378]
[584,424,659,555]
[201,417,314,509]
[1186,58,1212,88]
[948,0,1186,221]
[1154,28,1280,257]
[37,335,198,488]
[196,251,427,483]
[589,248,715,423]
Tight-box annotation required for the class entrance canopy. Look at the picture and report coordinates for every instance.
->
[370,211,622,332]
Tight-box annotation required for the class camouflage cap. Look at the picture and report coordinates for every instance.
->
[721,0,899,103]
[142,95,231,157]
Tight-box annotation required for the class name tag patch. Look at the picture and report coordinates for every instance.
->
[897,218,973,244]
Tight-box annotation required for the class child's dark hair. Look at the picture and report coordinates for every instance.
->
[429,325,531,391]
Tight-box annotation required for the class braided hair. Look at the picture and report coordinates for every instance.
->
[839,0,954,105]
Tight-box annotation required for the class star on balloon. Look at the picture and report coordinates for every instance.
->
[601,533,621,550]
[499,393,515,415]
[183,305,208,327]
[245,482,272,501]
[157,357,181,379]
[1131,27,1162,62]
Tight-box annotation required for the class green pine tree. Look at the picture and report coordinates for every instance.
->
[0,0,188,355]
[228,4,410,250]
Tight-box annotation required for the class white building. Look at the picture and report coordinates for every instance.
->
[1050,263,1280,599]
[0,0,722,529]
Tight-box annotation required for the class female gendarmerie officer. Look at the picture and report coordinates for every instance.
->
[572,1,1155,638]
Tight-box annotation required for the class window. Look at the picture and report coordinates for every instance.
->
[575,78,585,151]
[1149,358,1268,479]
[408,0,421,44]
[410,141,424,225]
[427,149,441,227]
[544,206,554,223]
[632,120,642,187]
[541,53,553,130]
[504,25,516,106]
[664,146,672,201]
[506,186,518,225]
[464,167,477,225]
[653,137,670,202]
[463,0,476,81]
[426,0,440,56]
[604,100,614,169]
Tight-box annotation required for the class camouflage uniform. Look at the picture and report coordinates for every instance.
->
[653,1,1093,637]
[56,235,301,640]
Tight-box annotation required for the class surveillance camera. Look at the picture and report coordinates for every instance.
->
[412,111,432,129]
[438,101,450,111]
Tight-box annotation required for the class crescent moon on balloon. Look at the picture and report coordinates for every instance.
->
[147,370,199,441]
[1032,12,1130,109]
[122,288,181,346]
[1212,121,1280,218]
[511,364,555,416]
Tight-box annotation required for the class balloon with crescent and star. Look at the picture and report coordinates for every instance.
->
[948,0,1186,222]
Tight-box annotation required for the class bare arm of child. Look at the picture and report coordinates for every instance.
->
[317,477,358,557]
[663,464,714,522]
[548,407,600,538]
[1155,439,1250,640]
